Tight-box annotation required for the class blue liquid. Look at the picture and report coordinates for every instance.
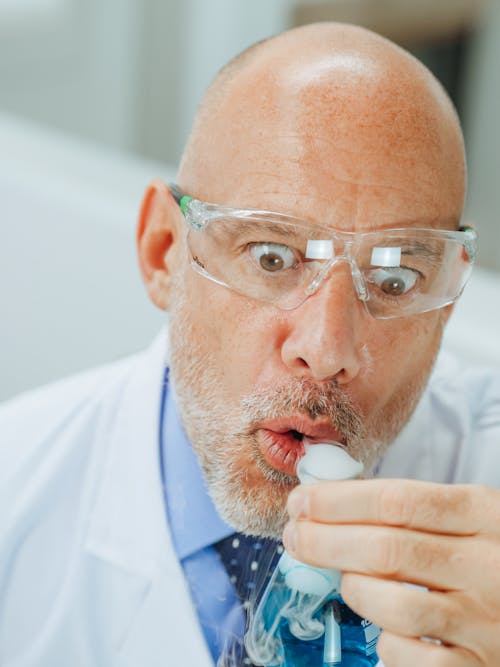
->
[246,586,380,666]
[245,555,380,666]
[279,598,379,666]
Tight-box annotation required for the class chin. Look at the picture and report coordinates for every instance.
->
[216,495,291,539]
[205,448,297,539]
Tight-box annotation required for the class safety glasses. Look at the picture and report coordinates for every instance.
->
[170,184,477,319]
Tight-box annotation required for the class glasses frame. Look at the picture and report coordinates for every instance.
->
[169,184,478,318]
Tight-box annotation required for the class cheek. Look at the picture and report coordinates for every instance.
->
[183,273,280,395]
[360,312,444,407]
[392,312,445,368]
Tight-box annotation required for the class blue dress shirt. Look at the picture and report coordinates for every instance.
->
[160,371,245,662]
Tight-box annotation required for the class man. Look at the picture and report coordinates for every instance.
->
[1,21,499,667]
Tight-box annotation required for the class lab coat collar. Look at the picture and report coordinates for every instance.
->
[83,327,214,666]
[84,328,173,577]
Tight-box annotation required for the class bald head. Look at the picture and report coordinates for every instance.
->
[178,22,466,231]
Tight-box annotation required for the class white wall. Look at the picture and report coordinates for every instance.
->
[0,114,169,401]
[0,0,295,164]
[463,0,500,271]
[136,0,294,163]
[0,0,143,153]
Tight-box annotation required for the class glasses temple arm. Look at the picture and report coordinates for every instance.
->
[169,183,193,216]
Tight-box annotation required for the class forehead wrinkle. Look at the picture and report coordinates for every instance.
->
[224,189,442,234]
[228,122,449,215]
[237,164,438,215]
[235,143,429,196]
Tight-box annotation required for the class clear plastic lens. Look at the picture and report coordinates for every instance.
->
[185,207,476,319]
[187,215,316,307]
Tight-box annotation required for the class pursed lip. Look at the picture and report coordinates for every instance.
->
[256,415,344,476]
[256,415,344,443]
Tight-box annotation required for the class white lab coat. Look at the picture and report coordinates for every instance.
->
[0,331,213,667]
[0,330,499,666]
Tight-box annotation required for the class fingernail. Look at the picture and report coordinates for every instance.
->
[283,520,297,554]
[287,489,309,518]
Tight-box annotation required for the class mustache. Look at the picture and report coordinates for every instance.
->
[240,378,365,442]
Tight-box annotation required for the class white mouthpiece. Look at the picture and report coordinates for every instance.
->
[296,441,363,484]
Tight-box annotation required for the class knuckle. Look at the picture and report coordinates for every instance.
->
[377,482,416,527]
[421,600,459,640]
[295,521,327,567]
[370,531,448,579]
[397,589,461,640]
[295,520,313,555]
[371,530,402,576]
[419,486,458,525]
[442,484,477,524]
[405,600,435,636]
[412,534,447,572]
[472,484,500,525]
[453,483,500,532]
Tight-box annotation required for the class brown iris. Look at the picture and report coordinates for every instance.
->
[259,253,284,272]
[381,276,406,295]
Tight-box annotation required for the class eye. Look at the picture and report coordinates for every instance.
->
[249,243,297,272]
[369,267,418,296]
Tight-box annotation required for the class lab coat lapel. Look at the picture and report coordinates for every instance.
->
[84,328,213,666]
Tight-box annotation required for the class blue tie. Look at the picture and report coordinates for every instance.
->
[214,533,283,665]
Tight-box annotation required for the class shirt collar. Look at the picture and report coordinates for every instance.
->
[161,378,234,560]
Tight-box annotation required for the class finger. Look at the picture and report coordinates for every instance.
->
[287,479,499,536]
[377,630,481,667]
[283,520,477,592]
[341,572,500,656]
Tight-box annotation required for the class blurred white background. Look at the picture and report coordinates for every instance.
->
[0,0,499,400]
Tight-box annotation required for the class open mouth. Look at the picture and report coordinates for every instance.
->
[256,417,344,476]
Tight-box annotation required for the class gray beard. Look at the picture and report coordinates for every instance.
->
[167,283,440,538]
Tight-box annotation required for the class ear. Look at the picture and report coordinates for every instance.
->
[137,179,182,311]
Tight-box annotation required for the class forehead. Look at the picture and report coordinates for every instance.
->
[186,52,464,234]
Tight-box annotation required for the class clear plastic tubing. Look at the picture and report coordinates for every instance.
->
[245,441,381,666]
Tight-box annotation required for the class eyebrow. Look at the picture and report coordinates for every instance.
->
[399,241,443,260]
[209,216,308,242]
[197,204,449,261]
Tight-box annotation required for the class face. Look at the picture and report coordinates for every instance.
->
[143,45,464,539]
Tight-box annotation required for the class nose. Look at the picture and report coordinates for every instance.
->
[280,265,364,384]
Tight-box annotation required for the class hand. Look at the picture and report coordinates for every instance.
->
[283,479,500,666]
